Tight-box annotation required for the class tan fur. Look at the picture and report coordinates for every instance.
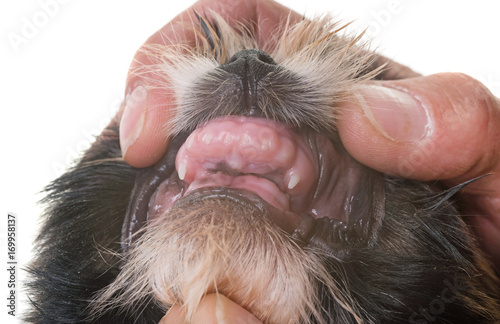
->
[92,196,365,324]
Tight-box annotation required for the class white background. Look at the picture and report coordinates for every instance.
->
[1,0,499,323]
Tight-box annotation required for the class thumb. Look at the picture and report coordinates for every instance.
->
[338,72,500,184]
[338,73,500,269]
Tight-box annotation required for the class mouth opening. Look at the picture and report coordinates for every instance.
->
[122,116,385,259]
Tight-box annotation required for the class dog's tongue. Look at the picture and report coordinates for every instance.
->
[175,117,315,211]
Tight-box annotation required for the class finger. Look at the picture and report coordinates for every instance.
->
[159,294,262,324]
[338,72,500,184]
[121,0,302,168]
[338,73,500,268]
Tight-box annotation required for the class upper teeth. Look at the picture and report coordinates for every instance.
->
[178,160,187,181]
[288,173,300,190]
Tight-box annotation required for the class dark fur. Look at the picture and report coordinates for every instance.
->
[26,15,500,324]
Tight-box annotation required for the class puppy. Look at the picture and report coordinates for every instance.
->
[27,13,499,324]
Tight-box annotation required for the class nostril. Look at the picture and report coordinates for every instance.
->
[256,51,276,65]
[225,54,239,64]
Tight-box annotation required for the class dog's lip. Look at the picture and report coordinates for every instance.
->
[171,186,303,234]
[182,173,291,211]
[121,135,187,252]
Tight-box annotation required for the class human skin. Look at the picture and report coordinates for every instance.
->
[117,0,500,322]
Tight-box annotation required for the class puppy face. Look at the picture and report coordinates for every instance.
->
[27,14,499,324]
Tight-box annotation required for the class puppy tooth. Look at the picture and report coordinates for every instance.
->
[178,161,187,181]
[288,173,300,190]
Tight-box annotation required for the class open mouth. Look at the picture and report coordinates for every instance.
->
[122,115,385,258]
[174,117,315,213]
[152,116,318,226]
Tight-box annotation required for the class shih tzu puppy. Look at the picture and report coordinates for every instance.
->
[27,11,499,324]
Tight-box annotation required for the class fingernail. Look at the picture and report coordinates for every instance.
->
[120,84,148,155]
[357,85,429,142]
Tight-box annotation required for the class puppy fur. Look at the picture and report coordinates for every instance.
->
[26,13,499,324]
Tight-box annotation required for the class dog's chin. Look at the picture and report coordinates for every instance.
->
[94,189,352,324]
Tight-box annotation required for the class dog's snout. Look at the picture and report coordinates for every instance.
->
[218,49,279,115]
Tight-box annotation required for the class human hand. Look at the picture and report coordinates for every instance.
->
[337,73,500,270]
[159,294,262,324]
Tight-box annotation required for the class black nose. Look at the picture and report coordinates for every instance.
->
[219,49,278,77]
[218,49,279,113]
